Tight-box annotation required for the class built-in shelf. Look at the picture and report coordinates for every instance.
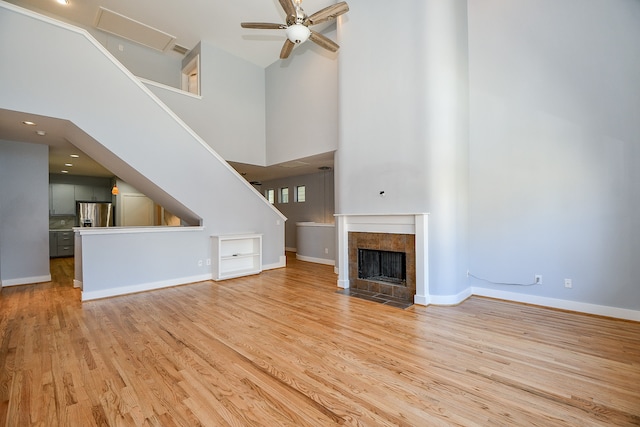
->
[211,234,262,280]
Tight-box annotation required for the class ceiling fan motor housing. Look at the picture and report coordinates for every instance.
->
[286,24,311,44]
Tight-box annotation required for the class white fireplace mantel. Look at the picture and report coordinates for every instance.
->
[335,213,430,306]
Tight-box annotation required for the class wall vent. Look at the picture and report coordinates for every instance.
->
[172,44,189,55]
[95,7,176,52]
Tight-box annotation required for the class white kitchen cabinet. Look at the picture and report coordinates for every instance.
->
[211,234,262,280]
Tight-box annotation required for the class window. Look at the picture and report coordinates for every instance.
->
[295,185,306,203]
[279,187,289,204]
[265,189,275,204]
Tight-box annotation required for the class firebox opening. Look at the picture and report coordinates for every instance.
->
[358,248,406,286]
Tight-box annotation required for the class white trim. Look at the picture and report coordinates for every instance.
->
[74,225,205,235]
[139,76,202,99]
[263,255,287,271]
[81,274,210,301]
[470,287,640,322]
[428,288,472,306]
[413,294,431,306]
[416,286,640,322]
[296,254,335,266]
[73,279,82,289]
[1,274,52,287]
[336,214,429,301]
[285,247,297,253]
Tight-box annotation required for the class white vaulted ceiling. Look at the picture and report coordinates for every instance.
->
[5,0,340,68]
[1,0,339,180]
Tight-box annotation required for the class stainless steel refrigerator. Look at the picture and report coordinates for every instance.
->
[76,201,113,227]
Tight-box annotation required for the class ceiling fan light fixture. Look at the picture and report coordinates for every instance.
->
[285,24,310,44]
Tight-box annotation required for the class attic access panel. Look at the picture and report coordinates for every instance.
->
[95,7,176,52]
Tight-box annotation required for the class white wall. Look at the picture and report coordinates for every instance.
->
[0,140,50,286]
[265,27,338,165]
[467,0,640,310]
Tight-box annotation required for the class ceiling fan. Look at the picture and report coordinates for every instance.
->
[241,0,349,59]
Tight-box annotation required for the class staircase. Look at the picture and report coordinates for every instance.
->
[0,2,286,299]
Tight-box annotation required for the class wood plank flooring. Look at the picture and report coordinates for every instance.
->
[1,253,639,426]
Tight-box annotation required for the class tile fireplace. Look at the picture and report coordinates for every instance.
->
[336,214,430,305]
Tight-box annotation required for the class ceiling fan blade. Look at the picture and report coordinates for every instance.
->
[278,0,296,19]
[309,30,339,52]
[280,39,295,59]
[307,2,349,26]
[241,22,286,29]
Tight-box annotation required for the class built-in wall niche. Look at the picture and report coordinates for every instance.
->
[181,54,200,95]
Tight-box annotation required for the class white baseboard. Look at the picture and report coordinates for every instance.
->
[413,294,431,306]
[337,279,349,289]
[1,274,51,287]
[263,255,287,271]
[428,287,473,306]
[296,254,335,266]
[413,286,639,321]
[470,287,640,322]
[285,247,297,253]
[81,274,211,301]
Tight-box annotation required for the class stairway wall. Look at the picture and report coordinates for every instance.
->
[0,3,286,296]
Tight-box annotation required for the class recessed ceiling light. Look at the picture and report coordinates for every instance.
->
[65,163,73,167]
[70,154,80,158]
[22,121,36,126]
[56,0,70,5]
[36,130,46,136]
[61,170,69,174]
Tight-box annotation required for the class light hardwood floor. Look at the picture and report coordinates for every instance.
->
[1,254,639,426]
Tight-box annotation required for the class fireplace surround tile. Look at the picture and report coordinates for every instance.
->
[348,232,416,303]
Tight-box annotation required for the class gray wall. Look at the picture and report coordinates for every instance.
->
[0,5,285,295]
[467,0,640,310]
[147,42,267,166]
[265,26,338,165]
[337,0,640,312]
[337,0,470,297]
[261,169,334,250]
[0,140,50,286]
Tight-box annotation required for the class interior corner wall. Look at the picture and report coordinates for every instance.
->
[265,28,339,166]
[147,42,267,166]
[467,0,640,310]
[337,0,469,296]
[260,169,335,249]
[0,140,50,285]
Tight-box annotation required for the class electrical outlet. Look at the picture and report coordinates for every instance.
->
[535,275,542,284]
[206,259,211,266]
[324,248,329,254]
[564,278,572,288]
